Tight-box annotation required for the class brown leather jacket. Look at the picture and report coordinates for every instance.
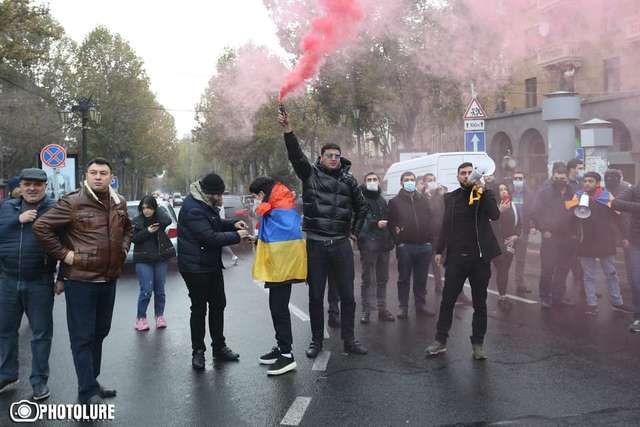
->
[33,184,133,282]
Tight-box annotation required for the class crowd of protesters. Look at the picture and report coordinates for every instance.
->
[1,116,639,404]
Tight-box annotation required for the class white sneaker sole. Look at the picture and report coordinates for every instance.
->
[0,379,19,393]
[33,390,50,401]
[426,348,447,356]
[267,361,297,376]
[259,358,278,365]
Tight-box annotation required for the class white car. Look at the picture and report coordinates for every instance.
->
[125,200,178,264]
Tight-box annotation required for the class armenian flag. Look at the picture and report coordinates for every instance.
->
[252,183,307,283]
[565,187,614,210]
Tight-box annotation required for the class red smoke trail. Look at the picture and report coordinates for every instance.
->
[278,0,365,102]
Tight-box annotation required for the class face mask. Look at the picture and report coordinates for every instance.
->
[366,182,379,192]
[513,180,524,190]
[427,182,438,191]
[577,170,585,179]
[552,180,567,190]
[403,181,416,192]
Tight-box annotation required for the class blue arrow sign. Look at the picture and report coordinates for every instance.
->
[464,131,486,152]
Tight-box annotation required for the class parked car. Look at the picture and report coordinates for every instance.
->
[126,200,178,264]
[172,192,183,207]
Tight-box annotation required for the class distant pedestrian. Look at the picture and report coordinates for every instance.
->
[251,177,306,376]
[178,172,249,370]
[0,168,61,401]
[33,158,132,404]
[423,174,445,295]
[605,169,633,298]
[132,196,176,331]
[511,171,535,297]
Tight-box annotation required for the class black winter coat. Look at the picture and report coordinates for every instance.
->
[490,203,522,252]
[388,189,435,245]
[0,196,58,281]
[612,185,640,246]
[436,187,501,263]
[575,200,620,258]
[532,184,576,238]
[132,207,176,264]
[357,186,394,252]
[284,132,367,238]
[177,194,240,273]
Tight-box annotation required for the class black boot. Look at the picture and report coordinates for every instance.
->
[344,340,368,355]
[378,309,395,322]
[214,346,240,362]
[192,349,205,370]
[305,341,323,359]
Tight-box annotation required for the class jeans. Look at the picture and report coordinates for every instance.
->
[492,252,514,296]
[436,255,491,345]
[360,249,390,310]
[307,238,356,343]
[579,256,624,307]
[268,283,293,353]
[514,228,530,288]
[396,243,432,309]
[135,262,168,319]
[0,274,53,386]
[538,237,574,305]
[64,280,116,402]
[181,271,226,352]
[627,244,640,319]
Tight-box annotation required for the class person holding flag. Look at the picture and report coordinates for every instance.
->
[565,171,633,316]
[250,176,307,376]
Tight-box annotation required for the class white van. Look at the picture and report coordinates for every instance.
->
[382,152,494,197]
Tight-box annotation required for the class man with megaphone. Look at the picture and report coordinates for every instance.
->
[565,171,632,316]
[426,162,500,361]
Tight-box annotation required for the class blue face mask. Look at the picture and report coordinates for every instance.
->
[577,169,585,179]
[513,180,524,190]
[403,181,416,192]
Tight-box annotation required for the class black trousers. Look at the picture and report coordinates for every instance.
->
[436,256,491,345]
[360,249,390,310]
[492,252,514,296]
[181,271,226,352]
[538,237,574,305]
[307,239,356,343]
[267,283,293,353]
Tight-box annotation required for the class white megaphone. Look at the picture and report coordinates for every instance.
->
[469,157,496,185]
[574,193,591,219]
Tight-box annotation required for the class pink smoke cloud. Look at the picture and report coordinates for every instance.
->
[278,0,365,102]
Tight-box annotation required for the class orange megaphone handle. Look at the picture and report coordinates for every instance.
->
[469,188,482,205]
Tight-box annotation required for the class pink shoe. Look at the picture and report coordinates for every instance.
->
[156,316,167,329]
[135,318,150,331]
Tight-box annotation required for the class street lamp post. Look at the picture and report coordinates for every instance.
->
[352,108,361,158]
[59,97,101,182]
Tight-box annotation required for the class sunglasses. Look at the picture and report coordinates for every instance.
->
[324,153,341,160]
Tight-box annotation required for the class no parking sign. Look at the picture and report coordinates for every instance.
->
[40,144,67,169]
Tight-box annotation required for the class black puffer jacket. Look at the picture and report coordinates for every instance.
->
[357,185,393,252]
[284,132,367,238]
[388,189,434,245]
[532,184,576,238]
[612,185,640,246]
[132,207,176,264]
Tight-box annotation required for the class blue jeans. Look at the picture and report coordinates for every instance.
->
[627,244,640,319]
[135,262,167,319]
[0,274,53,386]
[64,280,116,402]
[579,256,623,307]
[396,243,432,309]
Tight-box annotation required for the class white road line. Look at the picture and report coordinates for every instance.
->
[463,284,538,304]
[324,327,330,339]
[312,350,331,371]
[281,396,312,426]
[289,304,310,322]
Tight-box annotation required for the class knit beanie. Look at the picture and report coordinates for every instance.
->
[199,172,225,195]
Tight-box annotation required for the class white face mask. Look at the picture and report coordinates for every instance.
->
[427,181,438,191]
[366,182,379,192]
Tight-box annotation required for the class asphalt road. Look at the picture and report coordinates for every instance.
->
[1,245,639,426]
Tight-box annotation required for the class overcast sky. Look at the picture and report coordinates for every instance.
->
[46,0,286,137]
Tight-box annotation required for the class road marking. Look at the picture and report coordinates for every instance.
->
[253,280,311,322]
[463,283,537,304]
[281,396,312,426]
[312,350,331,371]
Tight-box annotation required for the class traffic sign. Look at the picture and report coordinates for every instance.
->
[40,144,66,169]
[111,176,119,189]
[463,98,487,120]
[465,131,486,152]
[464,120,485,131]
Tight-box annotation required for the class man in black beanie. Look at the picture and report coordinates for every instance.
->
[178,172,250,370]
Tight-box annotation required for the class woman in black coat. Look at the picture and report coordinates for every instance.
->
[132,196,176,331]
[491,183,522,311]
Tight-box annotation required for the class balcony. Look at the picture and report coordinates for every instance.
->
[625,16,640,43]
[536,41,582,68]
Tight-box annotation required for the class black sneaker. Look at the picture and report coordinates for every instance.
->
[344,340,368,355]
[192,349,205,370]
[397,308,409,319]
[305,341,322,359]
[0,378,19,393]
[259,347,281,365]
[97,383,116,398]
[32,383,50,401]
[611,304,634,314]
[267,355,297,376]
[378,309,395,322]
[214,346,240,362]
[328,312,341,329]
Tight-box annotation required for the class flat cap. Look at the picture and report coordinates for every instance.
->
[19,168,48,182]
